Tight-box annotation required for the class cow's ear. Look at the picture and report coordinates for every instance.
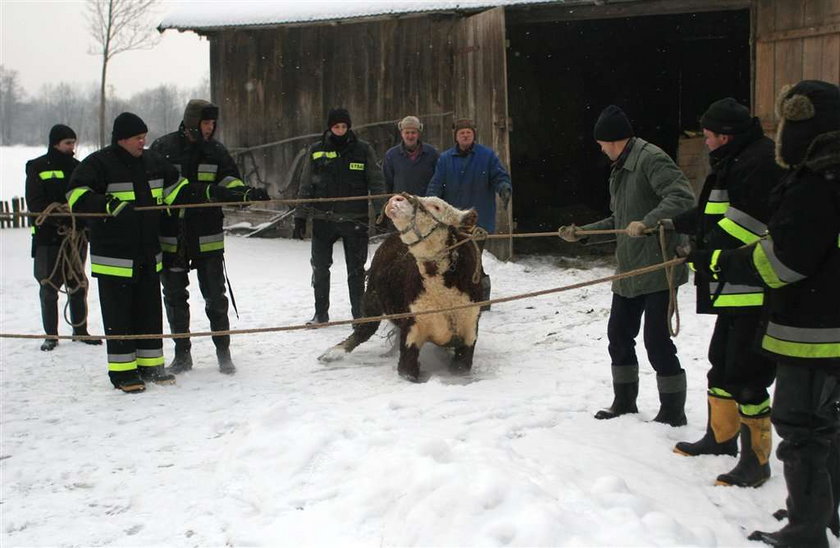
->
[461,209,478,231]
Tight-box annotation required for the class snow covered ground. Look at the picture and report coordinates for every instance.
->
[0,147,827,547]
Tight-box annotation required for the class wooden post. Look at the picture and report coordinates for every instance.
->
[0,201,8,228]
[11,197,21,228]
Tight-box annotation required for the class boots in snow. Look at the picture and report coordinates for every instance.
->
[139,365,176,386]
[716,413,771,487]
[109,369,146,393]
[306,312,329,326]
[217,347,236,375]
[167,347,193,374]
[652,371,687,427]
[72,328,102,345]
[595,365,639,420]
[674,392,739,456]
[40,338,58,351]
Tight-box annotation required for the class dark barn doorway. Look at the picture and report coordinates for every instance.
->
[506,9,750,254]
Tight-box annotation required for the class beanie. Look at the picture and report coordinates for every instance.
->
[111,112,148,143]
[327,108,352,129]
[593,105,634,141]
[453,118,476,140]
[49,124,76,147]
[183,99,219,134]
[776,80,840,168]
[398,116,423,132]
[700,97,752,135]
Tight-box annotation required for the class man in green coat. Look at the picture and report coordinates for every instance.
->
[560,105,695,426]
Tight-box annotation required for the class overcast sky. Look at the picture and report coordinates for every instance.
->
[1,0,209,98]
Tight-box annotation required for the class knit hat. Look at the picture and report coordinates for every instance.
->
[398,116,423,132]
[453,118,476,140]
[327,108,352,129]
[593,105,634,141]
[111,112,148,142]
[49,124,76,147]
[700,97,752,135]
[183,99,219,134]
[775,80,840,168]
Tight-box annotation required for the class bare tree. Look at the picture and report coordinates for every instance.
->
[0,65,24,145]
[86,0,159,147]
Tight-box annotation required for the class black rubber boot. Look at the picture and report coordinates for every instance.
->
[716,413,771,487]
[40,338,58,351]
[139,365,176,386]
[595,365,639,420]
[674,393,739,456]
[306,312,329,326]
[217,347,236,375]
[167,347,193,374]
[109,369,146,393]
[72,328,103,346]
[652,372,687,427]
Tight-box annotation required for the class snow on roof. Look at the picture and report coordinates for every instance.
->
[159,0,568,32]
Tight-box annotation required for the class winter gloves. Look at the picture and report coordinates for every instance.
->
[106,196,133,217]
[292,218,306,240]
[244,187,270,201]
[208,185,271,203]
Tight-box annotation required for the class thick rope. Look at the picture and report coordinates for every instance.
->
[0,257,685,342]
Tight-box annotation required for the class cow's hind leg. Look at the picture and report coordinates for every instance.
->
[450,341,475,375]
[397,328,421,382]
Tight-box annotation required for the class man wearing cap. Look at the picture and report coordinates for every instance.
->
[293,108,386,325]
[382,116,439,196]
[66,112,244,393]
[25,124,100,351]
[559,105,694,426]
[426,118,512,307]
[686,80,840,548]
[666,98,783,488]
[151,99,270,375]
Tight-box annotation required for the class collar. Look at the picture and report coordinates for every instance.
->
[613,137,638,171]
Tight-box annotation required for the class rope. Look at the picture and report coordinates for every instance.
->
[34,203,90,328]
[659,224,680,336]
[0,257,685,342]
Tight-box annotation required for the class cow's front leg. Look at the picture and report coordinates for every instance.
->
[397,343,420,382]
[450,342,475,374]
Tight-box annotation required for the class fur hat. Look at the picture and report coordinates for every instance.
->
[398,116,423,132]
[49,124,76,147]
[775,80,840,168]
[183,99,219,137]
[701,97,752,135]
[327,108,352,129]
[593,105,634,141]
[453,118,476,140]
[111,112,148,143]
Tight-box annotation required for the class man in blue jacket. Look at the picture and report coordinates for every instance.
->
[382,115,439,196]
[426,119,512,306]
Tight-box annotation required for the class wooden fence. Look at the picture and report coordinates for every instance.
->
[0,198,30,229]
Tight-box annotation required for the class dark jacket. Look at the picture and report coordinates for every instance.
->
[426,143,511,232]
[673,120,785,314]
[66,145,201,281]
[295,130,386,221]
[150,128,245,265]
[582,138,695,298]
[25,147,80,250]
[382,142,439,195]
[714,131,840,361]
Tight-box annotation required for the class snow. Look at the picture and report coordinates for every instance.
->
[160,0,558,31]
[0,146,828,547]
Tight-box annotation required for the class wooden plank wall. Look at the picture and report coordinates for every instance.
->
[207,16,463,198]
[754,0,840,130]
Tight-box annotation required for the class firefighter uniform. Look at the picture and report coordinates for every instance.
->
[689,80,840,547]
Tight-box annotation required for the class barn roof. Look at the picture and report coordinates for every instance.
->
[159,0,578,32]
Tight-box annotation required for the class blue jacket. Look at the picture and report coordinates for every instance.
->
[382,142,439,195]
[426,143,512,232]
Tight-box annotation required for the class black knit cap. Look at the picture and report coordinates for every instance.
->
[49,124,76,147]
[700,97,752,135]
[111,112,148,142]
[593,105,634,141]
[777,80,840,168]
[327,108,352,129]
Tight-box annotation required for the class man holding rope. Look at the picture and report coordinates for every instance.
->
[559,105,694,426]
[25,124,100,351]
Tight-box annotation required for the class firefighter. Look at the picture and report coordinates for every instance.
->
[25,124,100,351]
[66,112,251,393]
[150,99,270,375]
[687,80,840,547]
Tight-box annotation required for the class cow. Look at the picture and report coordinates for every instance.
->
[318,193,483,382]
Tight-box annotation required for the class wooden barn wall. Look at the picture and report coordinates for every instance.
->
[754,0,840,130]
[207,16,463,198]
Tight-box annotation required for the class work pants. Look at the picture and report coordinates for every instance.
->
[707,313,776,405]
[310,219,368,319]
[33,241,89,335]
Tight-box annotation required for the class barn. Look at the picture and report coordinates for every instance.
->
[159,0,840,259]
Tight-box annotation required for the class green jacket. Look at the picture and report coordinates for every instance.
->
[583,138,695,297]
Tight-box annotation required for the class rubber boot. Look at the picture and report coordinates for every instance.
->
[139,365,176,386]
[652,371,688,427]
[217,347,236,375]
[716,413,771,487]
[167,347,193,374]
[306,312,329,326]
[109,369,146,393]
[480,275,491,312]
[674,393,739,456]
[594,365,639,420]
[40,338,58,351]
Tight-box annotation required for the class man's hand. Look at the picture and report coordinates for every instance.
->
[686,248,719,279]
[292,218,306,240]
[245,187,270,201]
[499,187,512,209]
[208,184,243,203]
[106,196,133,217]
[558,224,581,242]
[625,221,648,237]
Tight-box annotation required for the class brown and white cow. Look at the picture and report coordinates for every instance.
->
[318,194,483,382]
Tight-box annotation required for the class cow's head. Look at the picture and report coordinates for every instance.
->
[385,194,477,256]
